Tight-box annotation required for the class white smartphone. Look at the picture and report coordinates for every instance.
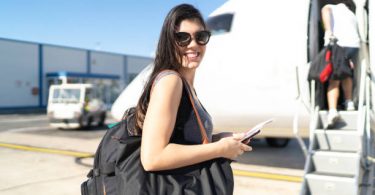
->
[241,119,273,142]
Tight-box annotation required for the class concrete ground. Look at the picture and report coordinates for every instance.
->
[0,127,303,195]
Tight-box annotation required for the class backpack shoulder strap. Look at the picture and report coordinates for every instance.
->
[180,78,210,144]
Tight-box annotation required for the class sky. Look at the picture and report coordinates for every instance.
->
[0,0,227,58]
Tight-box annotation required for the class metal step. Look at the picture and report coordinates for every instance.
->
[315,129,361,152]
[312,151,361,175]
[306,172,358,195]
[301,109,367,195]
[319,111,358,130]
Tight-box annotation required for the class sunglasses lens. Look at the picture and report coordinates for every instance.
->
[175,32,191,47]
[196,31,211,45]
[175,31,211,47]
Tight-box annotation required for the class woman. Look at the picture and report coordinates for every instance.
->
[136,3,251,171]
[321,0,360,126]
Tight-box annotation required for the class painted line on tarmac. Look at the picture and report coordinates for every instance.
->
[233,169,302,183]
[0,116,47,123]
[0,142,302,183]
[0,142,93,158]
[2,126,52,133]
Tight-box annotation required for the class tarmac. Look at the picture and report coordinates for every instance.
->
[0,124,303,195]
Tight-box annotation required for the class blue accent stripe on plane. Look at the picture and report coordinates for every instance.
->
[46,71,120,79]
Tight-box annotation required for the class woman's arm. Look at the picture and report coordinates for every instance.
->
[321,5,333,36]
[140,74,251,171]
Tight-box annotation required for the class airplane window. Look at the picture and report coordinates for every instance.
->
[206,13,234,35]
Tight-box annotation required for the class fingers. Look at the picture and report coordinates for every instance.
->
[233,144,252,159]
[232,133,245,140]
[242,138,251,145]
[221,138,253,160]
[241,143,252,152]
[237,143,252,156]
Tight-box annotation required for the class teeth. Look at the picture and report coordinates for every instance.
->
[186,52,198,58]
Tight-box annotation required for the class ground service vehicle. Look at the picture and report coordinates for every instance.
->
[47,84,106,129]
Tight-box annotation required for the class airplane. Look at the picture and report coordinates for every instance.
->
[111,0,372,150]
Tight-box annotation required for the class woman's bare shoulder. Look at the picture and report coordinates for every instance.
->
[152,70,183,96]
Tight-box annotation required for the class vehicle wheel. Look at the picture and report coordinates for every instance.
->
[98,113,106,127]
[86,117,93,128]
[265,138,290,148]
[78,117,85,129]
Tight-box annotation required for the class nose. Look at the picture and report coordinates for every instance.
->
[187,37,199,47]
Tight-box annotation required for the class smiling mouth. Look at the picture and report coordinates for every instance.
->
[185,52,200,60]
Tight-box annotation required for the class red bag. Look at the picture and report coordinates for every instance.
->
[319,50,332,83]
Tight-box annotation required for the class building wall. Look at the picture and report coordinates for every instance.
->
[0,38,153,110]
[126,56,153,83]
[43,45,87,73]
[0,39,39,108]
[90,51,125,80]
[127,56,152,73]
[42,45,87,105]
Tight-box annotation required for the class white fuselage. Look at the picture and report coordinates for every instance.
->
[111,0,372,138]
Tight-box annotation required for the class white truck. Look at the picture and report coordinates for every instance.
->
[47,84,107,129]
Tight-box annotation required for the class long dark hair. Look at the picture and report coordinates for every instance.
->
[132,4,207,132]
[330,0,356,13]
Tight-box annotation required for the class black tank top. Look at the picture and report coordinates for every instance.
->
[154,71,213,144]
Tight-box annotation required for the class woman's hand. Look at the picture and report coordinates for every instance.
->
[212,132,251,144]
[232,132,252,145]
[349,59,355,69]
[212,132,233,142]
[216,135,252,160]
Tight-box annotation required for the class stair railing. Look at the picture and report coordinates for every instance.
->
[293,65,310,157]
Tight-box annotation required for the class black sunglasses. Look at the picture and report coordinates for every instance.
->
[175,30,211,47]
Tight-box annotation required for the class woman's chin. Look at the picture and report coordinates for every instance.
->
[182,61,201,69]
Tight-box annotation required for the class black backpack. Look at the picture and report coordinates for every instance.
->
[81,107,139,195]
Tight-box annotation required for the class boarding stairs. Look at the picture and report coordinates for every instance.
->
[294,58,375,194]
[300,108,374,195]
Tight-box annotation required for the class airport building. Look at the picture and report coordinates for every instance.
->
[0,38,153,111]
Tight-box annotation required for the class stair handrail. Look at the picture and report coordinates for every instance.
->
[293,65,309,157]
[359,40,375,166]
[365,75,374,165]
[356,48,375,171]
[357,58,367,138]
[357,41,374,172]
